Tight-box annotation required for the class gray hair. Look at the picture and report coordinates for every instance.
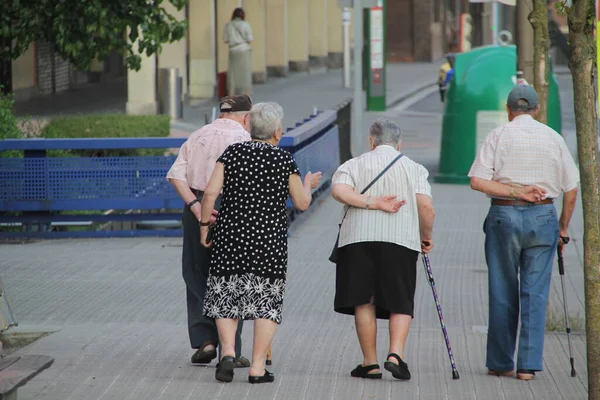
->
[249,102,284,140]
[369,119,402,146]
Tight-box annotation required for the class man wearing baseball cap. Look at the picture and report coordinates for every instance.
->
[468,85,579,380]
[167,95,253,368]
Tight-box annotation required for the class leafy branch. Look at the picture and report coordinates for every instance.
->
[0,0,188,71]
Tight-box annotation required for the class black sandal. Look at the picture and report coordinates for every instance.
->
[384,353,411,380]
[248,369,275,384]
[350,364,383,379]
[215,356,236,383]
[191,341,217,364]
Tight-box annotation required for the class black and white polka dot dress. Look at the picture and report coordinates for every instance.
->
[203,141,300,324]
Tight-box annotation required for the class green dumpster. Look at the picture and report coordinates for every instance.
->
[435,45,562,184]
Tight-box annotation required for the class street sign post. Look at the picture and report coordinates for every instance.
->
[352,0,363,157]
[365,1,386,111]
[343,0,383,156]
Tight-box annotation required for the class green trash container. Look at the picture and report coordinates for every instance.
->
[435,45,562,184]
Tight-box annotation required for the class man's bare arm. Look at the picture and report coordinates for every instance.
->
[168,178,202,220]
[470,177,546,202]
[559,187,578,236]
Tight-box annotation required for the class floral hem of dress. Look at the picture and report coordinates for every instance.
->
[203,273,286,324]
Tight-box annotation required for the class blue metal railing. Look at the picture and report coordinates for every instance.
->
[0,109,343,238]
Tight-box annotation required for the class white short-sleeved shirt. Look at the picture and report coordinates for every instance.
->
[468,114,579,198]
[332,145,432,253]
[223,19,253,52]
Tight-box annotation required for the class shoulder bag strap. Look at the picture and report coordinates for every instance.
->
[338,153,404,224]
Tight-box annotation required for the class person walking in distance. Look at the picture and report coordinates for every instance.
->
[223,8,253,96]
[468,85,579,381]
[167,95,254,368]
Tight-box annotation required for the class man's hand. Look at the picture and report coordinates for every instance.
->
[200,225,212,248]
[190,201,202,220]
[516,185,547,202]
[304,171,322,189]
[192,203,219,225]
[374,196,406,213]
[558,234,570,255]
[421,240,434,254]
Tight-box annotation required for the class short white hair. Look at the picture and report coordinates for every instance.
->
[369,119,402,146]
[249,102,284,140]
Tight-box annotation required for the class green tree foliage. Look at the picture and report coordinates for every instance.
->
[0,0,188,71]
[0,91,24,157]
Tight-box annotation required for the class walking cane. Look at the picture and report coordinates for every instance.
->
[556,242,576,377]
[266,345,272,365]
[422,253,460,379]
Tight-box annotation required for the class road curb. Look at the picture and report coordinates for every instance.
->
[387,81,438,108]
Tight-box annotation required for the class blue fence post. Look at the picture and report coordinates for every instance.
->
[23,148,49,232]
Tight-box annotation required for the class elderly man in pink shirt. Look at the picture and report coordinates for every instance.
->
[167,95,252,368]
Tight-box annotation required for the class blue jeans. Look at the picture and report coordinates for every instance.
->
[484,204,559,372]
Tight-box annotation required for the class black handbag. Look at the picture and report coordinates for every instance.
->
[329,153,404,263]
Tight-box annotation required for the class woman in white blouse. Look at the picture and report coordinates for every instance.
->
[331,119,435,381]
[223,8,253,96]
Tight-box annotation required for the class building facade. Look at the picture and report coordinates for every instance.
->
[11,0,452,114]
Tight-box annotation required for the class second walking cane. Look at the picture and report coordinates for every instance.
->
[556,244,576,377]
[422,253,460,379]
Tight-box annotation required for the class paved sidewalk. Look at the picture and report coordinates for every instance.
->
[178,63,440,131]
[13,63,441,137]
[1,70,589,399]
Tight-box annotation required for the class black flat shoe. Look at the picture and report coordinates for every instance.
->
[191,345,217,364]
[215,356,235,383]
[384,353,411,380]
[350,364,382,379]
[248,369,275,384]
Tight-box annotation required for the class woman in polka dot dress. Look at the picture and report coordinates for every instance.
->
[200,102,321,384]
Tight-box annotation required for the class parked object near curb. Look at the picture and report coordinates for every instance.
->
[158,68,183,120]
[435,45,562,184]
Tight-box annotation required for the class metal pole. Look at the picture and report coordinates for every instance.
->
[343,7,351,88]
[492,0,499,45]
[353,0,363,157]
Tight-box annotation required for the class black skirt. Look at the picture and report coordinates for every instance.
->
[334,241,418,319]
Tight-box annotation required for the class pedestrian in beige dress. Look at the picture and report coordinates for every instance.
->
[223,8,253,96]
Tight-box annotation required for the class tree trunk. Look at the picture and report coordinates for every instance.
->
[530,0,550,124]
[568,0,600,397]
[0,37,13,94]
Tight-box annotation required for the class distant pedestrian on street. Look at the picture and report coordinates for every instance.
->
[200,102,321,384]
[438,53,455,102]
[468,85,579,381]
[223,7,253,96]
[331,119,435,381]
[167,94,254,369]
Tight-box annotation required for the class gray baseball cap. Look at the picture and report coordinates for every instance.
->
[507,85,539,111]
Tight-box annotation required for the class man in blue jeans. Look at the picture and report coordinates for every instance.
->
[468,85,579,380]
